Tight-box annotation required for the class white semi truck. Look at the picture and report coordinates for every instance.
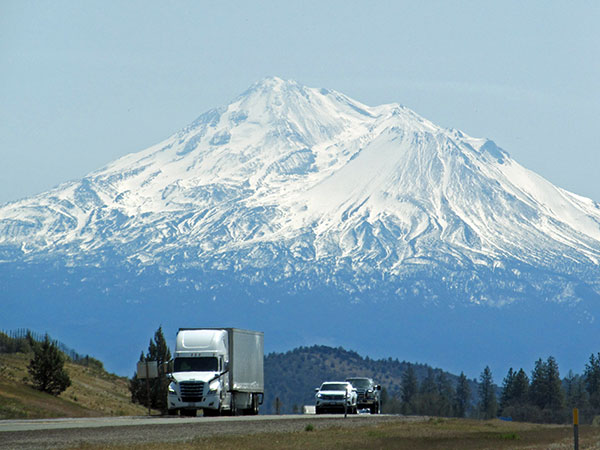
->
[167,328,264,416]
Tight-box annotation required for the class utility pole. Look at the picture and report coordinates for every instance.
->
[145,362,151,416]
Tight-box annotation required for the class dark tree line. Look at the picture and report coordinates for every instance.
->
[1,329,103,370]
[495,354,600,424]
[383,366,474,418]
[390,353,600,424]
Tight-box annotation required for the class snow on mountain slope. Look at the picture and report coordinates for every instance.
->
[1,77,599,301]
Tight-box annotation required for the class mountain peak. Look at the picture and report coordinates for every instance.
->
[1,78,599,297]
[239,76,304,102]
[250,76,298,90]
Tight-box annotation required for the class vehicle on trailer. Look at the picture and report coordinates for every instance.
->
[345,377,382,414]
[314,381,358,414]
[167,328,264,416]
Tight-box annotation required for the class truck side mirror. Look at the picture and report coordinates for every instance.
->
[376,385,381,390]
[315,388,319,393]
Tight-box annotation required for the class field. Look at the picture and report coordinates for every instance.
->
[0,352,149,419]
[59,417,600,450]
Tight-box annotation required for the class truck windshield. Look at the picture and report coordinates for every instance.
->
[174,357,218,372]
[347,379,371,389]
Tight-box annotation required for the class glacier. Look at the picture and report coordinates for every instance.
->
[1,77,600,376]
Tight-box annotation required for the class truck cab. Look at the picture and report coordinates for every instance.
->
[167,328,263,416]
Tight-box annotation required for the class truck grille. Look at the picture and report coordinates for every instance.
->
[180,381,205,402]
[322,394,345,400]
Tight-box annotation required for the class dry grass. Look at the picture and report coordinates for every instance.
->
[67,417,600,450]
[0,352,150,419]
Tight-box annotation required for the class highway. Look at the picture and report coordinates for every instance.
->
[0,414,410,449]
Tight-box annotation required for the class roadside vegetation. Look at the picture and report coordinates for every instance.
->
[0,330,150,419]
[66,417,600,449]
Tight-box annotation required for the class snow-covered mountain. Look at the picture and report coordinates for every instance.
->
[2,77,600,375]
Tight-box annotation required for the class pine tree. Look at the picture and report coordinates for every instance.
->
[584,353,600,410]
[529,358,548,409]
[130,326,172,413]
[478,366,497,419]
[545,356,564,410]
[420,367,437,394]
[500,368,516,413]
[436,371,455,417]
[529,357,564,411]
[27,335,71,396]
[565,370,589,410]
[512,368,529,405]
[400,365,418,414]
[415,367,438,415]
[454,372,471,418]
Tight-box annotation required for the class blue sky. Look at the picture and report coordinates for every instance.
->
[1,0,598,204]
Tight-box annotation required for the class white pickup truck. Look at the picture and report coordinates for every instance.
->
[314,381,358,414]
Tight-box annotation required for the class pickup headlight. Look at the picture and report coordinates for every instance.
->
[208,379,220,393]
[316,393,323,398]
[168,383,177,395]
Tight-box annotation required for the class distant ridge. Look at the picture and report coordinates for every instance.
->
[263,345,479,415]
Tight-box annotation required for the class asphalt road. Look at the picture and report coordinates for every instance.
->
[0,414,413,449]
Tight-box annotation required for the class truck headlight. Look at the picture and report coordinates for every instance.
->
[316,393,323,398]
[208,379,220,393]
[168,383,176,395]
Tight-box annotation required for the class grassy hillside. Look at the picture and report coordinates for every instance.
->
[263,345,479,414]
[0,352,150,419]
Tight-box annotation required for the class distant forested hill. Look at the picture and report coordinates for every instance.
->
[263,345,479,414]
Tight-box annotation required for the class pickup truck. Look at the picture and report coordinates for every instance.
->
[346,377,381,414]
[314,381,358,414]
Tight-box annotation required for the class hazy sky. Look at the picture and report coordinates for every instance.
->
[1,1,599,205]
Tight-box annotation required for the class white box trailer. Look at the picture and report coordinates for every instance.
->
[167,328,264,416]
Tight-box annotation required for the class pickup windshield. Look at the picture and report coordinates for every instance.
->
[174,357,218,372]
[347,379,371,389]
